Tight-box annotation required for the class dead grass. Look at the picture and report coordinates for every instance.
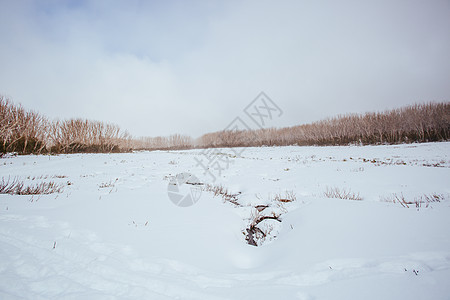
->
[0,176,64,195]
[27,175,67,180]
[381,192,444,208]
[420,193,444,203]
[274,190,297,203]
[324,187,363,200]
[390,193,410,208]
[98,179,118,189]
[203,184,240,206]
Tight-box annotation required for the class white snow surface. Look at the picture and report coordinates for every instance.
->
[1,142,449,299]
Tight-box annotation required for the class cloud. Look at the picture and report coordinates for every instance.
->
[1,0,449,137]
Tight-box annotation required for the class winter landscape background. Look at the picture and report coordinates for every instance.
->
[1,1,450,299]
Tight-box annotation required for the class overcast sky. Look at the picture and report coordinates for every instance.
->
[1,0,449,137]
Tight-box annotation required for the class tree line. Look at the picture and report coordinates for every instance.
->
[1,95,449,155]
[0,96,193,154]
[197,102,449,148]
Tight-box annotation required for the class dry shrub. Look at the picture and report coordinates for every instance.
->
[3,96,448,154]
[245,209,282,246]
[245,191,296,246]
[203,184,240,206]
[324,187,363,200]
[0,177,64,195]
[1,96,48,154]
[98,179,118,189]
[49,119,128,153]
[390,193,410,208]
[382,193,444,208]
[421,193,444,202]
[274,190,297,203]
[129,134,193,150]
[197,102,450,148]
[1,96,131,154]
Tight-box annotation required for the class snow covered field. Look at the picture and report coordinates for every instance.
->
[1,142,449,299]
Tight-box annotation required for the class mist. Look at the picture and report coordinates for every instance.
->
[1,0,449,137]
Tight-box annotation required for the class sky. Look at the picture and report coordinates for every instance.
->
[0,0,449,138]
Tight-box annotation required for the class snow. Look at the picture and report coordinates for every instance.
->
[1,142,449,299]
